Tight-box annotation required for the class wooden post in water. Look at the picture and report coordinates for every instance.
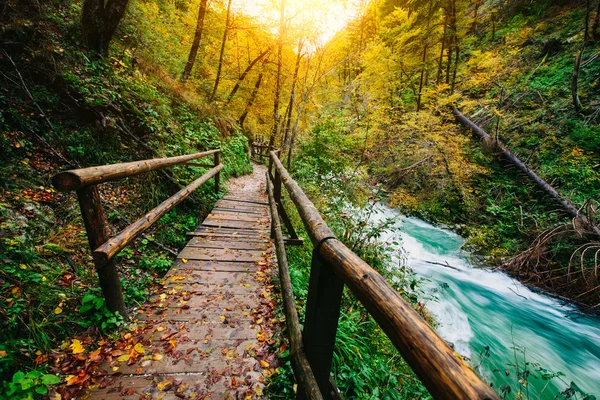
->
[76,186,127,317]
[301,250,344,398]
[214,150,221,194]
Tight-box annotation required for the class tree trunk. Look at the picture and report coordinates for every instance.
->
[416,44,427,111]
[453,109,600,239]
[470,0,482,34]
[82,0,130,56]
[268,0,285,149]
[226,47,271,105]
[593,0,600,41]
[238,73,263,127]
[281,40,303,158]
[210,0,233,101]
[571,46,584,113]
[451,45,459,94]
[181,0,209,82]
[437,11,448,84]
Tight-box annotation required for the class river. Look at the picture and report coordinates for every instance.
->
[369,205,600,398]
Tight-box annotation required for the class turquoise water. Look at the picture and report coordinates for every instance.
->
[372,206,600,398]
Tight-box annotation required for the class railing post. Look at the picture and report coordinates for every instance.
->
[214,150,221,194]
[300,249,344,399]
[76,186,127,318]
[268,150,274,176]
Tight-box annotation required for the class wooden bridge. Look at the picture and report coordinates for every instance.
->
[52,147,499,399]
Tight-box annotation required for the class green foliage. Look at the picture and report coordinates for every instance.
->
[78,291,125,333]
[2,370,60,400]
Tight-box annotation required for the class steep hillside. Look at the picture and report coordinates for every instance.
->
[0,0,252,393]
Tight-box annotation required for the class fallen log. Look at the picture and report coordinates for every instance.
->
[453,108,600,239]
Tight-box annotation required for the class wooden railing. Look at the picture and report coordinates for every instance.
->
[267,151,499,400]
[250,142,274,163]
[52,150,223,317]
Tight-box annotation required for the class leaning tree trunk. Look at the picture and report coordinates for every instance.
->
[226,47,271,104]
[210,0,233,101]
[181,0,209,82]
[82,0,130,56]
[238,73,263,127]
[571,46,584,113]
[453,108,600,239]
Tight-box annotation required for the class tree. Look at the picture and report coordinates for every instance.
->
[81,0,130,56]
[281,40,304,159]
[268,0,285,150]
[181,0,209,82]
[239,73,263,127]
[226,47,271,104]
[210,0,234,101]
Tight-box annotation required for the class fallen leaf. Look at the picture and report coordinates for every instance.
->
[69,339,84,354]
[259,360,269,368]
[182,258,188,264]
[157,380,172,391]
[54,307,63,315]
[134,343,145,354]
[117,354,130,362]
[152,353,163,361]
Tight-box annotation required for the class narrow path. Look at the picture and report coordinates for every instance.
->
[90,165,278,399]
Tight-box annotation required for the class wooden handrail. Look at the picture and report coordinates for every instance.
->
[52,149,220,191]
[266,173,323,400]
[94,164,223,265]
[52,149,223,318]
[269,151,499,400]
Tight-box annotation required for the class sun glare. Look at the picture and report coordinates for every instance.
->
[234,0,357,45]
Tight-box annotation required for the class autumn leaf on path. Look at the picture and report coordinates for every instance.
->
[69,339,84,354]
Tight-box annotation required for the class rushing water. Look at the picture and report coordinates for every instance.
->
[369,205,600,398]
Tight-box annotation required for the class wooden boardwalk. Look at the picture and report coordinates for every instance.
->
[90,175,278,399]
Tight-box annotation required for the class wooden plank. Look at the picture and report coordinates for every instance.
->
[221,196,268,205]
[211,207,268,216]
[177,247,264,263]
[162,270,261,289]
[195,226,269,235]
[186,232,270,243]
[206,213,269,223]
[169,259,262,272]
[186,237,268,250]
[216,198,266,208]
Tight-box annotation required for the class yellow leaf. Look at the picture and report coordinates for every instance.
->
[54,307,63,315]
[156,326,166,332]
[64,375,75,382]
[134,342,145,354]
[0,350,7,358]
[259,360,269,368]
[242,283,251,288]
[182,258,188,264]
[157,380,172,391]
[152,353,164,361]
[112,366,119,371]
[219,315,226,321]
[117,354,130,362]
[69,339,84,354]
